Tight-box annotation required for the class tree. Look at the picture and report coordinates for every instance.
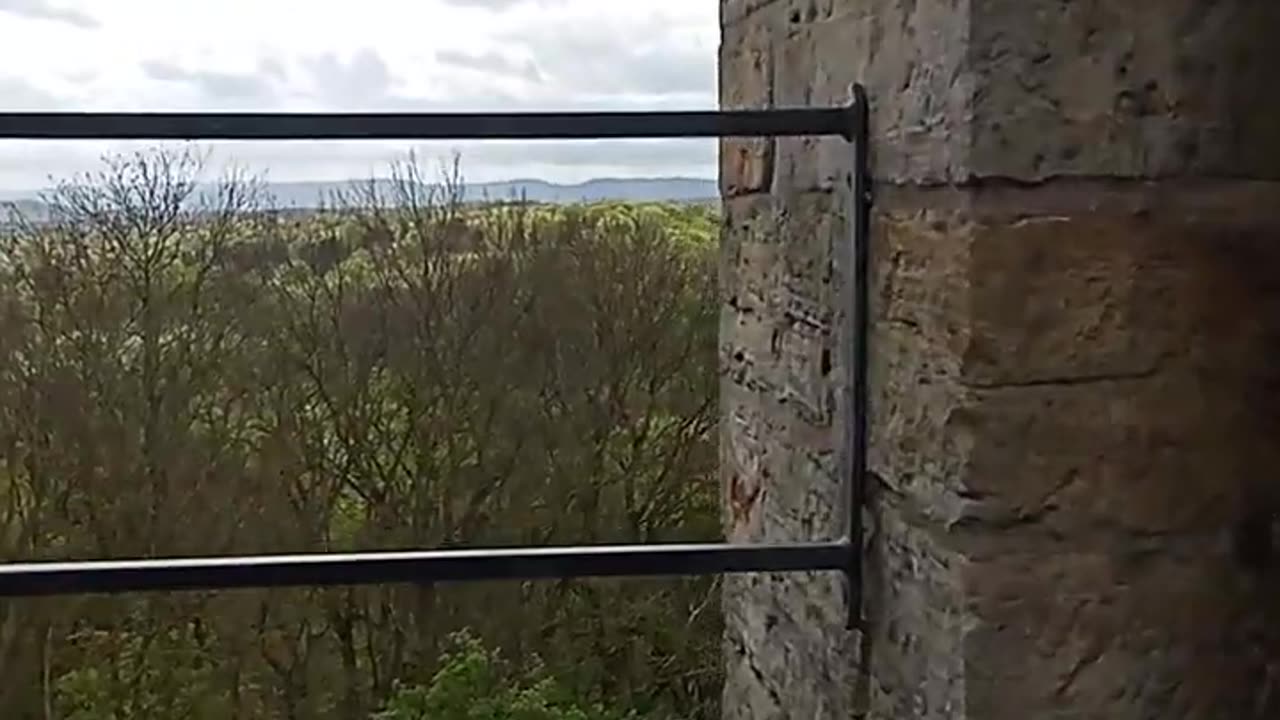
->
[0,147,722,719]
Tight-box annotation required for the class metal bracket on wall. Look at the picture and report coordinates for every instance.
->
[0,85,873,635]
[844,83,872,630]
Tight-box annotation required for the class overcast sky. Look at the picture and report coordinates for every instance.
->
[0,0,717,192]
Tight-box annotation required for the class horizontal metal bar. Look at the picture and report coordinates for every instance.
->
[0,541,852,597]
[0,108,853,141]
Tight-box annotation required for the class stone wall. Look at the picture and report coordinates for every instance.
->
[719,2,1280,718]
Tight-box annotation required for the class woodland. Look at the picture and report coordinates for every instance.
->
[0,148,722,720]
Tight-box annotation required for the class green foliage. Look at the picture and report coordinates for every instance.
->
[55,618,226,720]
[0,149,722,720]
[374,631,643,720]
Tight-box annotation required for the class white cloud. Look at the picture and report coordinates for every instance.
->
[0,0,96,28]
[0,0,717,191]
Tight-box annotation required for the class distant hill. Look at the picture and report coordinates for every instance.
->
[256,177,718,206]
[0,199,47,221]
[0,177,719,223]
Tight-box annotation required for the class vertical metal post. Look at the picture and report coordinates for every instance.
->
[844,84,871,630]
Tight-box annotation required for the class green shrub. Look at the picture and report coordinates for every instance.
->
[374,631,642,720]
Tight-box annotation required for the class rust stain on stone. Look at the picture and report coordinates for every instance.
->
[729,472,763,528]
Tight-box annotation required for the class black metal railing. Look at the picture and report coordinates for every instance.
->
[0,108,854,140]
[0,84,872,628]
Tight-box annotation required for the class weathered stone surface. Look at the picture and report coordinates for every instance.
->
[968,1,1280,180]
[868,196,1280,718]
[720,17,775,197]
[721,193,841,423]
[961,546,1280,719]
[719,188,855,720]
[723,570,858,720]
[858,505,967,720]
[720,1,1280,719]
[729,1,1280,186]
[870,189,1280,529]
[773,0,975,187]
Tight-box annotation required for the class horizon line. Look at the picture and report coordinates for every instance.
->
[0,174,719,200]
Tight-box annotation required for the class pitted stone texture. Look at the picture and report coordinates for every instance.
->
[723,571,857,720]
[784,0,974,187]
[721,16,775,197]
[724,1,1280,186]
[720,193,841,428]
[725,191,1280,719]
[720,1,1280,719]
[962,545,1280,719]
[723,0,976,188]
[866,194,1280,719]
[721,378,844,544]
[961,215,1181,387]
[960,191,1280,538]
[723,0,839,27]
[969,1,1280,180]
[870,210,976,528]
[861,506,968,720]
[719,185,855,718]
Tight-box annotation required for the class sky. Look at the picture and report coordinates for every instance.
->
[0,0,718,192]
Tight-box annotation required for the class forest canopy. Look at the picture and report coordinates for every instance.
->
[0,148,722,720]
